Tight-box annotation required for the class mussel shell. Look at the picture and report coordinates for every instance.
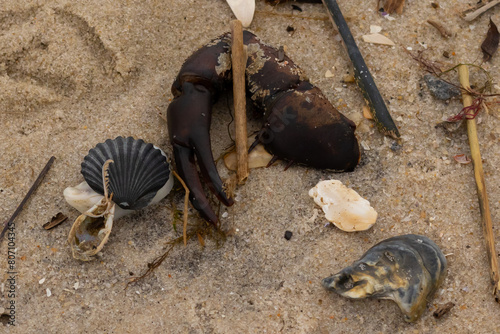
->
[322,234,447,322]
[81,136,171,210]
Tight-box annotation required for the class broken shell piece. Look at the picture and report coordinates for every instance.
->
[309,180,377,232]
[322,234,447,322]
[224,138,274,171]
[226,0,255,27]
[65,137,173,261]
[362,33,395,46]
[370,25,382,34]
[68,197,115,261]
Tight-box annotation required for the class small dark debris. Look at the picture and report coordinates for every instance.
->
[286,25,295,33]
[129,271,135,276]
[43,212,68,230]
[291,4,302,12]
[379,7,385,12]
[431,2,439,8]
[481,18,499,62]
[433,302,455,318]
[390,142,402,151]
[466,245,471,249]
[424,74,460,100]
[284,231,293,240]
[443,51,450,58]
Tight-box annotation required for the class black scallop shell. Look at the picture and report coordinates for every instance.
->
[81,136,170,210]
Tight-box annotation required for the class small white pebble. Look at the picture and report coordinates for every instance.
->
[406,47,413,51]
[222,212,229,218]
[136,291,140,295]
[74,282,79,290]
[370,25,382,34]
[39,278,46,285]
[46,288,52,297]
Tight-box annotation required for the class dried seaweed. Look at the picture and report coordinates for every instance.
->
[481,18,499,62]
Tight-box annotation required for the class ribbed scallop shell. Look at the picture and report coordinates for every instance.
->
[81,136,170,210]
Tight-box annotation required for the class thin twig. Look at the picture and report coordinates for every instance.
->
[230,20,249,184]
[458,65,500,302]
[0,156,55,243]
[172,170,189,246]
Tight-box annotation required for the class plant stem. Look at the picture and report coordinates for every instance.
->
[459,64,500,302]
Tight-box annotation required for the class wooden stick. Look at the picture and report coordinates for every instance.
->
[230,20,249,184]
[172,170,189,246]
[458,65,500,302]
[0,156,56,243]
[462,0,500,22]
[321,0,400,139]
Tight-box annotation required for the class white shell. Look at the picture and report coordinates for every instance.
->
[226,0,255,27]
[309,180,377,232]
[64,179,173,219]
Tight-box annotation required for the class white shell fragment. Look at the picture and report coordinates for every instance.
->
[309,180,377,232]
[370,25,382,34]
[224,138,274,171]
[226,0,255,27]
[362,33,395,46]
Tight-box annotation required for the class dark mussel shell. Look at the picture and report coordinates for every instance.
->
[322,234,447,322]
[81,136,171,210]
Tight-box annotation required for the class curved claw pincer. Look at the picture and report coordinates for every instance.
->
[167,31,360,223]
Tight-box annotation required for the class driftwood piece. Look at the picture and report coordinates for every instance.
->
[230,20,249,184]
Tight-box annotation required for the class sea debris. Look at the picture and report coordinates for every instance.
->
[362,33,395,46]
[378,0,405,14]
[167,30,360,224]
[481,18,499,62]
[65,137,173,261]
[309,180,377,232]
[224,138,274,171]
[323,0,400,138]
[0,156,55,244]
[462,0,500,22]
[322,234,447,322]
[424,74,460,100]
[226,0,255,27]
[457,65,500,302]
[453,153,471,164]
[433,302,455,319]
[43,212,68,230]
[427,20,452,38]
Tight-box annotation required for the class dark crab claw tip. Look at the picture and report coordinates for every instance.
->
[248,137,260,153]
[193,137,234,207]
[173,145,219,224]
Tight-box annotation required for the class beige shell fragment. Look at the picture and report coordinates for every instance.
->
[309,180,377,232]
[224,138,274,171]
[226,0,255,27]
[362,33,395,46]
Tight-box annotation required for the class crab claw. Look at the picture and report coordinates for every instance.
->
[167,81,234,224]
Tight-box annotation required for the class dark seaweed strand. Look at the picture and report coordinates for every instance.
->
[322,0,400,139]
